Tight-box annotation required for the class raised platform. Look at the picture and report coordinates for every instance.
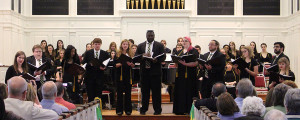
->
[102,110,189,120]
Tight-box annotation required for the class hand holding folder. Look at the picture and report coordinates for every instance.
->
[171,54,196,63]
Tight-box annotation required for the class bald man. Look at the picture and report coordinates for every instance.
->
[40,81,68,115]
[4,76,58,120]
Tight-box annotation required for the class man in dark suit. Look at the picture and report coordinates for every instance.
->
[137,30,166,115]
[200,40,225,98]
[27,45,54,89]
[269,42,289,87]
[82,38,109,102]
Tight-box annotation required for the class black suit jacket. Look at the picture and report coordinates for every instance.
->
[27,55,54,81]
[137,41,166,75]
[82,49,109,76]
[202,51,226,83]
[271,53,289,66]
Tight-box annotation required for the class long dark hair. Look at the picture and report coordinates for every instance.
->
[45,44,56,60]
[13,51,28,74]
[64,45,79,63]
[55,40,65,51]
[250,41,258,55]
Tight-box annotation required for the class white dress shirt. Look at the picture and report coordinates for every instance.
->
[94,49,100,59]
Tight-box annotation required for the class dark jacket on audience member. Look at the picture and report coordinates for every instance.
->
[195,98,217,112]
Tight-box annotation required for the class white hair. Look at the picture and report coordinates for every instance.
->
[42,81,57,99]
[7,76,27,96]
[241,96,265,116]
[264,109,287,120]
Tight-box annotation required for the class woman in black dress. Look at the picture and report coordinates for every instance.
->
[224,62,239,98]
[250,41,259,59]
[234,46,259,86]
[228,41,240,60]
[62,45,81,104]
[45,44,56,62]
[257,43,272,73]
[54,49,65,82]
[174,36,199,115]
[115,40,134,115]
[5,51,29,83]
[54,40,65,59]
[172,37,184,55]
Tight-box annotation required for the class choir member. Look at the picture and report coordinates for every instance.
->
[27,45,54,89]
[160,40,171,53]
[131,44,138,56]
[269,57,295,88]
[268,42,289,86]
[233,46,259,86]
[128,39,135,45]
[82,38,110,102]
[195,45,203,58]
[55,40,65,59]
[81,43,92,61]
[40,40,47,53]
[5,51,29,84]
[172,37,184,55]
[224,62,238,98]
[228,41,240,60]
[61,45,81,103]
[223,44,229,53]
[54,49,64,82]
[220,48,231,62]
[45,44,56,62]
[137,30,166,115]
[200,40,225,99]
[174,36,199,115]
[257,43,272,72]
[238,45,245,56]
[250,41,258,58]
[115,40,135,115]
[107,42,117,54]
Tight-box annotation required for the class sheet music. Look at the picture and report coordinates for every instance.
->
[102,58,111,67]
[81,63,87,70]
[165,53,172,62]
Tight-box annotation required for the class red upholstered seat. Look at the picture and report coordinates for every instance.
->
[102,91,110,94]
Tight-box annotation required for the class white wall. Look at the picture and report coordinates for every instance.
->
[1,0,300,85]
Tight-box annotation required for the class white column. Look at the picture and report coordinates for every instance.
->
[235,0,243,16]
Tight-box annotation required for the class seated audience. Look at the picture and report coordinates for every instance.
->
[195,82,226,112]
[55,82,76,110]
[236,96,265,120]
[0,83,8,99]
[41,81,68,115]
[235,78,254,110]
[1,96,25,120]
[284,89,300,119]
[265,88,275,107]
[283,80,298,88]
[265,84,292,114]
[216,92,244,120]
[4,76,58,119]
[264,109,287,120]
[25,82,42,108]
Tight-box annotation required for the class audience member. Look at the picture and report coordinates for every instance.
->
[284,89,300,118]
[236,96,265,120]
[264,109,287,120]
[265,84,292,114]
[235,78,254,110]
[0,96,25,120]
[4,76,58,119]
[55,82,76,110]
[216,92,244,120]
[25,82,42,108]
[0,83,8,99]
[195,82,226,112]
[41,81,68,115]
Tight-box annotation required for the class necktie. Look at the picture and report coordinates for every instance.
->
[205,53,213,78]
[39,59,44,84]
[96,51,99,59]
[146,42,151,68]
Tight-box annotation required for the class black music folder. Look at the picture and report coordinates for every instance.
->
[171,54,196,63]
[66,63,85,76]
[197,56,223,66]
[231,58,248,69]
[28,61,48,72]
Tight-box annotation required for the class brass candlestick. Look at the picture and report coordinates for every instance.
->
[181,0,184,9]
[168,0,171,9]
[127,0,130,9]
[172,0,176,9]
[146,0,149,9]
[131,0,134,9]
[141,0,144,9]
[151,0,155,9]
[177,0,180,9]
[163,0,166,9]
[136,0,139,9]
[157,0,161,9]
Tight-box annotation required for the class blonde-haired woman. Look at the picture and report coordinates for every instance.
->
[234,46,258,86]
[25,82,42,108]
[115,39,134,115]
[269,57,295,88]
[107,42,117,54]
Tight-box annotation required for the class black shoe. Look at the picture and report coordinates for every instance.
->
[140,111,146,115]
[116,112,123,116]
[153,112,161,115]
[125,112,131,115]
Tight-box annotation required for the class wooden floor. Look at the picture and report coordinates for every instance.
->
[102,110,189,120]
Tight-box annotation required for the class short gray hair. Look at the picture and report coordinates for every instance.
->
[241,96,265,116]
[264,109,287,120]
[42,81,57,99]
[212,82,226,97]
[236,78,253,98]
[273,83,292,106]
[284,89,300,113]
[7,76,27,97]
